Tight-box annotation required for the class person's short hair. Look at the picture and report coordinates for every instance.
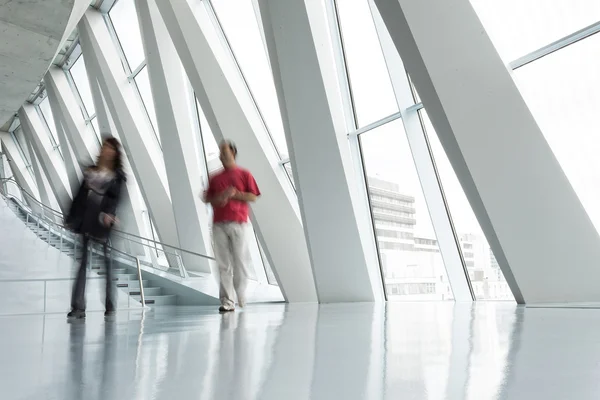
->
[220,139,238,158]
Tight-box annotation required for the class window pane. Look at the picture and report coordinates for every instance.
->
[283,161,295,190]
[361,118,453,300]
[13,127,32,165]
[134,67,159,140]
[421,110,514,301]
[109,0,145,71]
[211,0,289,158]
[513,34,600,237]
[38,97,60,150]
[69,54,95,117]
[196,98,219,163]
[335,0,400,127]
[90,117,101,143]
[469,0,600,62]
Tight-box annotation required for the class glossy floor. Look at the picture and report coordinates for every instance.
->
[3,302,600,399]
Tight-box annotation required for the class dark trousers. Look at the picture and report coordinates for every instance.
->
[70,235,115,311]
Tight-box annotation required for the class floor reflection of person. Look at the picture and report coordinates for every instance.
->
[204,140,260,312]
[65,138,125,320]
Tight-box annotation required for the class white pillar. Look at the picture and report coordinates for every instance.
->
[155,0,317,302]
[44,71,83,196]
[135,0,213,273]
[0,132,40,203]
[18,104,71,213]
[78,9,182,262]
[374,0,600,304]
[257,0,378,302]
[45,67,98,166]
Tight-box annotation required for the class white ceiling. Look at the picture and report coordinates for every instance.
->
[0,0,89,128]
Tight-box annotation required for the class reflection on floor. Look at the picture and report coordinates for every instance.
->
[2,302,599,399]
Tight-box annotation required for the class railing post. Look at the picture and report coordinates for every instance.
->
[176,253,188,279]
[135,257,146,308]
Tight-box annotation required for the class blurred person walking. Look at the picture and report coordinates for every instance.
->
[204,140,260,312]
[65,137,125,319]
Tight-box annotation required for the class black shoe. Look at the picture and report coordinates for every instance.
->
[104,310,116,320]
[67,309,86,319]
[219,305,235,313]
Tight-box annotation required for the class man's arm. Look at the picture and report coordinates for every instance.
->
[231,191,257,202]
[231,171,260,203]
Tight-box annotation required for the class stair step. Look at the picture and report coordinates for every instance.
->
[129,287,162,296]
[97,268,127,275]
[132,294,176,306]
[116,280,149,289]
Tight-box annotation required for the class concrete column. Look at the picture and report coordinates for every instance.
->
[257,0,377,302]
[155,0,317,302]
[44,72,83,196]
[374,0,600,304]
[25,140,55,211]
[0,132,40,203]
[45,67,98,167]
[18,104,71,213]
[78,9,182,263]
[135,0,213,273]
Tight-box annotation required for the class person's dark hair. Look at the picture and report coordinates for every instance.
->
[99,137,124,173]
[221,139,238,158]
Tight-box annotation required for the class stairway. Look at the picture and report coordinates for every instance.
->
[8,199,177,306]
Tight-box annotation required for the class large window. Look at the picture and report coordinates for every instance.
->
[360,118,453,300]
[195,98,219,162]
[37,97,62,159]
[420,111,514,300]
[335,0,399,127]
[210,0,289,159]
[134,67,159,139]
[69,54,95,118]
[469,0,600,63]
[109,0,145,72]
[513,32,600,236]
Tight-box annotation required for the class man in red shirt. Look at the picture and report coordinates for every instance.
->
[204,140,261,312]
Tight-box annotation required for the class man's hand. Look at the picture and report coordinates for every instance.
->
[214,187,238,207]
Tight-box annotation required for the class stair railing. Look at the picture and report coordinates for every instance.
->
[0,178,215,280]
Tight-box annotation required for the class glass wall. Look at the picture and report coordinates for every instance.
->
[420,111,513,300]
[67,52,102,144]
[133,66,159,138]
[335,0,399,127]
[360,118,453,300]
[469,0,600,63]
[37,97,63,159]
[210,0,289,159]
[109,0,145,71]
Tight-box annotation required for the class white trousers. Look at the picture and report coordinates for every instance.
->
[213,222,251,308]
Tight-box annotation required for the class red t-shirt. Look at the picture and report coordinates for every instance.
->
[206,167,260,223]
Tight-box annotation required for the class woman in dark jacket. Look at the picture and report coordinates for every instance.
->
[65,137,125,319]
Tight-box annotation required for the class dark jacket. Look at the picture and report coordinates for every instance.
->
[65,167,125,240]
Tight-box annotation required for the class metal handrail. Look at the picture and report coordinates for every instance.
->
[2,184,186,277]
[0,178,215,261]
[0,190,148,309]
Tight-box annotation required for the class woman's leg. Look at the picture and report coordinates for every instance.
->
[103,240,115,312]
[70,235,90,311]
